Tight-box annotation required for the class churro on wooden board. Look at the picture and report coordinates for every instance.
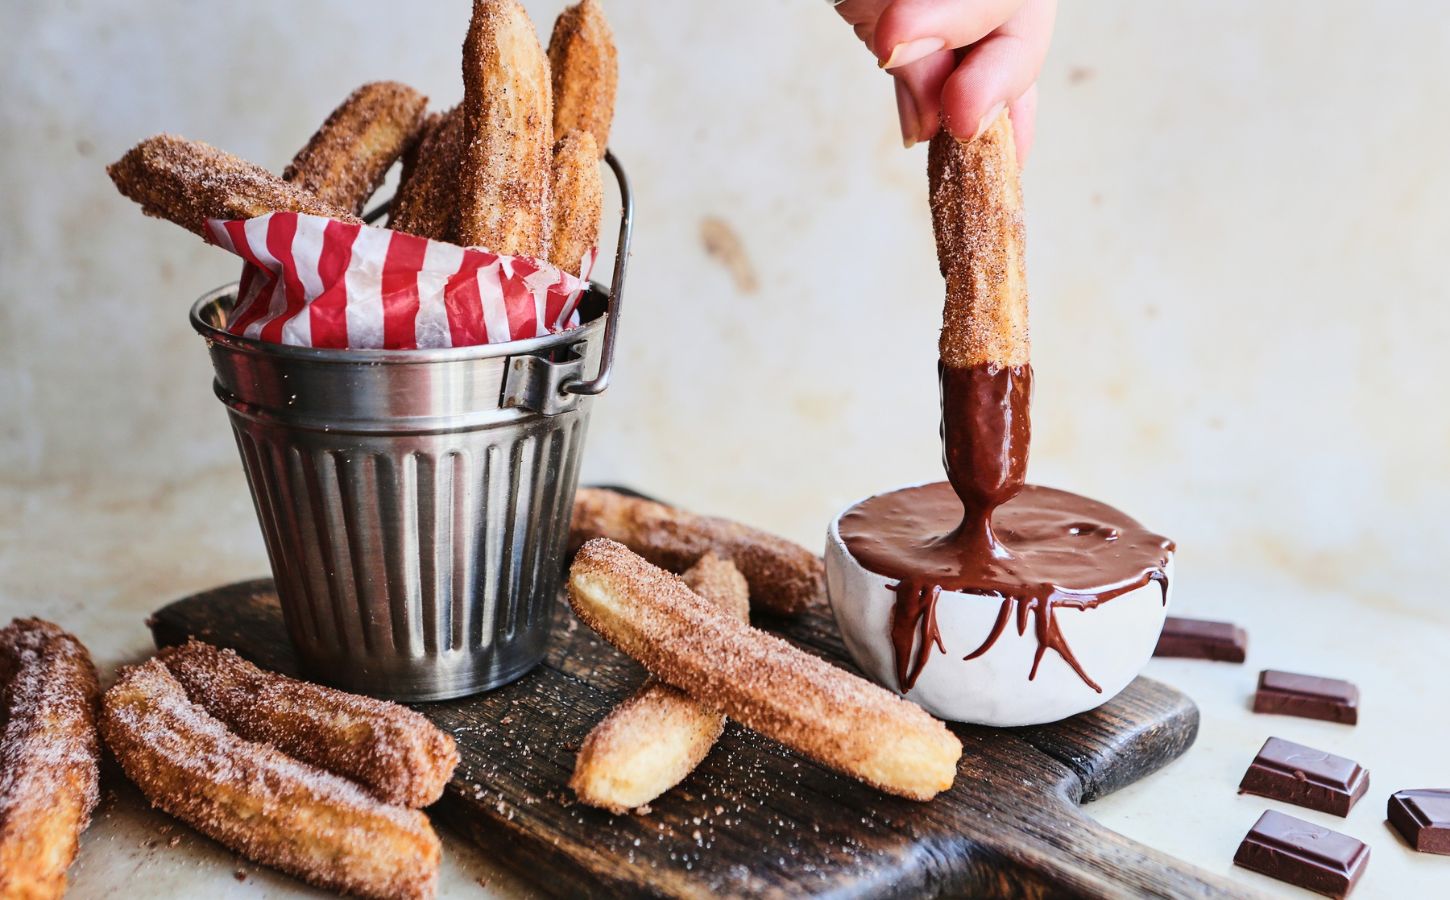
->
[390,107,466,241]
[570,488,825,616]
[568,539,962,800]
[549,130,603,276]
[548,0,618,155]
[0,619,101,900]
[108,135,364,238]
[571,553,749,813]
[100,659,440,900]
[926,111,1029,368]
[456,0,553,257]
[283,81,428,214]
[158,639,458,808]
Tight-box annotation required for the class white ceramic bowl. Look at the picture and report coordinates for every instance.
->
[825,488,1172,726]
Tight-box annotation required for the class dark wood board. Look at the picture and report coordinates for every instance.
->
[149,580,1251,899]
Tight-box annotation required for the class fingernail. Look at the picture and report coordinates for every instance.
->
[880,37,945,70]
[895,79,919,148]
[971,102,1007,141]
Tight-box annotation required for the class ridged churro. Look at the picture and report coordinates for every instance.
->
[389,107,465,241]
[158,639,458,808]
[926,111,1029,368]
[107,134,363,238]
[456,0,553,257]
[283,81,428,214]
[0,619,100,900]
[100,659,440,900]
[571,553,748,813]
[548,130,602,276]
[548,0,617,155]
[568,539,962,800]
[570,487,825,616]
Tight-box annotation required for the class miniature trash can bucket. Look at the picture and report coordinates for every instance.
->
[189,153,634,701]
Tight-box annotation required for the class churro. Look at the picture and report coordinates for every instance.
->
[389,107,465,241]
[100,659,440,900]
[548,0,617,155]
[568,539,962,800]
[571,553,748,813]
[548,130,603,276]
[926,111,1029,368]
[570,487,825,616]
[0,619,100,900]
[283,81,428,214]
[456,0,553,257]
[158,639,458,808]
[107,134,363,238]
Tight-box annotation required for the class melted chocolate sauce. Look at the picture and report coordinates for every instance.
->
[838,363,1174,693]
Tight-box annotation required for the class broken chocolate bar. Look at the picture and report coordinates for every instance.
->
[1234,809,1369,898]
[1253,669,1359,725]
[1388,788,1450,855]
[1152,616,1247,662]
[1238,736,1368,816]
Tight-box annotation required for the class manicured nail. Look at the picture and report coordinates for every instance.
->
[880,37,945,70]
[971,102,1007,141]
[895,80,920,148]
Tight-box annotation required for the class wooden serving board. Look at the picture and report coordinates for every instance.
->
[150,580,1249,899]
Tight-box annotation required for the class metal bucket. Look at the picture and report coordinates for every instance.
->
[190,155,633,701]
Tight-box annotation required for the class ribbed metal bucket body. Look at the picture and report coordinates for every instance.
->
[193,286,605,700]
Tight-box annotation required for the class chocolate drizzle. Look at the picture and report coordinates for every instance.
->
[838,363,1174,694]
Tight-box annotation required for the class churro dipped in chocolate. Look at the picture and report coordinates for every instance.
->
[389,107,465,241]
[0,619,101,900]
[108,135,363,238]
[456,0,553,257]
[571,553,748,813]
[568,539,962,801]
[548,0,617,155]
[158,639,458,808]
[570,487,825,616]
[284,81,428,214]
[549,130,603,276]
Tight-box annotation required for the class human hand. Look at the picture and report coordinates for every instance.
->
[835,0,1056,160]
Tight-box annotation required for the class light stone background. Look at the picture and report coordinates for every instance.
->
[2,1,1447,897]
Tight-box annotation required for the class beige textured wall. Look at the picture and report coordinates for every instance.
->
[4,1,1448,622]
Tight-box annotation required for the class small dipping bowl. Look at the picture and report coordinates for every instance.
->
[825,483,1173,726]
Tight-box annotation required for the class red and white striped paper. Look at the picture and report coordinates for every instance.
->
[206,212,595,349]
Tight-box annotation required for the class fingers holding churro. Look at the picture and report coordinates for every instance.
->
[456,0,553,257]
[548,130,603,276]
[108,135,363,238]
[158,639,458,809]
[569,539,962,801]
[283,81,428,215]
[0,619,101,900]
[548,0,618,155]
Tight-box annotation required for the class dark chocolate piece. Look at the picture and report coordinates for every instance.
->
[1234,809,1369,898]
[1388,789,1450,855]
[1152,616,1247,662]
[1253,669,1359,725]
[1238,737,1369,816]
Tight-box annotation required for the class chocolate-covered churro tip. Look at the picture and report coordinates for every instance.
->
[927,112,1029,369]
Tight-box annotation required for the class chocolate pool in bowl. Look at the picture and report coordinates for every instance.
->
[825,481,1174,727]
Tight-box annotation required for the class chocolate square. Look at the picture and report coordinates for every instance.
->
[1152,616,1247,662]
[1388,789,1450,855]
[1238,737,1368,816]
[1234,809,1369,898]
[1253,669,1359,725]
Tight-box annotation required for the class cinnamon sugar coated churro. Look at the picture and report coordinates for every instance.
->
[570,487,825,616]
[568,539,962,800]
[926,111,1029,368]
[158,639,458,808]
[571,553,749,813]
[390,107,466,241]
[456,0,553,257]
[548,0,618,155]
[0,619,101,900]
[549,130,603,276]
[100,659,440,900]
[283,81,428,214]
[107,135,363,238]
